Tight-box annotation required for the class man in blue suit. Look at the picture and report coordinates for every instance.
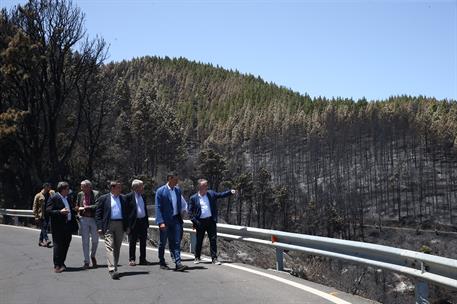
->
[155,172,187,271]
[188,179,236,265]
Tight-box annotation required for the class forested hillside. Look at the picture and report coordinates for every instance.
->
[1,1,457,242]
[104,57,457,240]
[108,57,457,302]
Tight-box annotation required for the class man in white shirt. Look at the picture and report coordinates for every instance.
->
[96,181,134,279]
[188,179,236,264]
[125,179,152,266]
[45,181,78,273]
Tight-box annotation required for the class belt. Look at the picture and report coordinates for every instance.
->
[111,219,123,221]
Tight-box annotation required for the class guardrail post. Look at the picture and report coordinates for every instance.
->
[190,232,197,254]
[415,280,429,304]
[13,216,19,226]
[276,247,284,271]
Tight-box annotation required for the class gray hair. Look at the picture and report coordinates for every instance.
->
[81,179,92,187]
[56,181,69,193]
[131,179,143,190]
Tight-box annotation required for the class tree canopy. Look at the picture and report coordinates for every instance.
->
[1,0,457,238]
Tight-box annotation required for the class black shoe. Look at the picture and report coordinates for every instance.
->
[212,258,221,265]
[110,271,120,279]
[91,257,97,268]
[194,258,201,264]
[139,260,153,265]
[175,263,187,271]
[54,266,63,273]
[160,264,170,270]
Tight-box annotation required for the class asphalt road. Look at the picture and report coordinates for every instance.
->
[0,224,376,304]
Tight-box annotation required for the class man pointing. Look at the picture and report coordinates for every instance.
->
[188,179,236,265]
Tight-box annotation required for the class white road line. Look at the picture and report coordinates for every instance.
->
[0,224,353,304]
[0,224,41,233]
[222,263,352,304]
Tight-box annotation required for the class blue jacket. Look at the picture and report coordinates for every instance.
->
[188,190,232,224]
[155,184,183,226]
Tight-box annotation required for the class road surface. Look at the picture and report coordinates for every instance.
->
[0,224,376,304]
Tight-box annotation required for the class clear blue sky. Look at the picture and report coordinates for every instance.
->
[3,0,457,100]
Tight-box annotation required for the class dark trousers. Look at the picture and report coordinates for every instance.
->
[129,217,148,262]
[52,229,72,267]
[195,218,217,259]
[158,216,182,265]
[39,218,49,242]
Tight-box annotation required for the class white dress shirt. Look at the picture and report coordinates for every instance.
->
[198,193,212,219]
[110,194,123,220]
[180,196,188,216]
[135,192,146,218]
[60,194,71,221]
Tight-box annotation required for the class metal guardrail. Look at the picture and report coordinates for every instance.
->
[0,208,34,225]
[2,208,456,303]
[0,208,35,218]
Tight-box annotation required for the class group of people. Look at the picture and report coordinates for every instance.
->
[32,172,236,279]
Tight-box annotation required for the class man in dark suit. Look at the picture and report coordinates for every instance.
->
[96,181,134,279]
[75,179,100,269]
[46,181,78,273]
[188,179,236,265]
[155,172,187,271]
[124,179,152,266]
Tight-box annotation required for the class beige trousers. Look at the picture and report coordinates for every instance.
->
[104,221,124,272]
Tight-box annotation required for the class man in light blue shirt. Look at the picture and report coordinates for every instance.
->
[155,172,187,271]
[110,193,123,219]
[96,181,134,279]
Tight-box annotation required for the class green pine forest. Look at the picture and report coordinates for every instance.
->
[1,1,457,242]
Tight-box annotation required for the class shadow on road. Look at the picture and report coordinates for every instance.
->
[199,261,234,265]
[134,262,161,266]
[180,266,207,272]
[118,271,150,278]
[64,267,85,272]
